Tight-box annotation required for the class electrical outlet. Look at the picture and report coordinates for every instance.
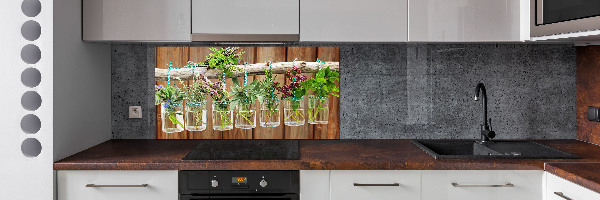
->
[129,106,142,119]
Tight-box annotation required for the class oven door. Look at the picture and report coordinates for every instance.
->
[180,194,299,200]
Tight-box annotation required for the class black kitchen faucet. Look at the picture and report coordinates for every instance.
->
[474,83,495,143]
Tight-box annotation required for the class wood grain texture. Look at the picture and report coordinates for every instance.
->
[226,75,254,139]
[256,47,287,63]
[188,47,254,139]
[223,46,253,139]
[188,47,221,139]
[254,47,287,139]
[155,47,190,139]
[156,46,340,140]
[545,162,600,194]
[223,47,256,139]
[55,139,600,170]
[576,46,600,145]
[216,47,236,139]
[316,47,340,139]
[286,47,318,139]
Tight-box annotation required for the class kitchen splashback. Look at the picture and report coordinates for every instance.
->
[112,44,576,139]
[576,46,600,145]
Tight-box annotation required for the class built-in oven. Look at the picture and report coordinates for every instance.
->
[179,171,299,200]
[532,0,600,38]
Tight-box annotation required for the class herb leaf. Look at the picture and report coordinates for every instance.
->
[300,66,339,98]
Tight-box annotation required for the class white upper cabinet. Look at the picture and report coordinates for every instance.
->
[81,0,530,42]
[191,0,300,41]
[409,0,530,42]
[83,0,191,41]
[300,0,408,42]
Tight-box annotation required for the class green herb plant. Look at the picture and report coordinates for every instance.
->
[155,84,185,127]
[277,66,307,123]
[257,69,281,124]
[208,79,233,129]
[202,47,245,78]
[229,78,261,126]
[181,75,209,128]
[301,66,339,123]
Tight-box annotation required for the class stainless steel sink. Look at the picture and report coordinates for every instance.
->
[412,140,579,159]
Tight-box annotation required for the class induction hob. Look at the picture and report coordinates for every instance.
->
[182,140,300,160]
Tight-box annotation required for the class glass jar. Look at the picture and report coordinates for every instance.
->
[283,97,305,126]
[235,100,256,129]
[185,100,207,131]
[259,98,280,127]
[212,100,233,131]
[308,95,329,124]
[161,101,184,133]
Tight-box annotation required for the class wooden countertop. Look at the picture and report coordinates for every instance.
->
[54,139,600,171]
[545,162,600,194]
[54,139,600,194]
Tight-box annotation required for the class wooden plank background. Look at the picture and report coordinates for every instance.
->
[155,46,340,139]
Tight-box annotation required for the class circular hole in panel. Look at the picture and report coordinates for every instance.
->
[21,114,41,134]
[21,44,41,64]
[21,91,42,111]
[21,20,41,41]
[21,0,41,17]
[21,68,41,88]
[21,138,42,157]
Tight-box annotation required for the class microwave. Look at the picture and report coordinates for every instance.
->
[531,0,600,39]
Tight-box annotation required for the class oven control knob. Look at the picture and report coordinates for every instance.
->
[259,179,268,188]
[211,180,219,188]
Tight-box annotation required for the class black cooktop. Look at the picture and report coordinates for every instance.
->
[182,140,300,160]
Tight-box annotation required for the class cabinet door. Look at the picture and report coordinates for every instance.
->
[330,170,420,200]
[57,170,178,200]
[546,172,600,200]
[300,171,330,200]
[409,0,529,42]
[83,0,191,41]
[300,0,408,42]
[191,0,299,41]
[422,170,542,200]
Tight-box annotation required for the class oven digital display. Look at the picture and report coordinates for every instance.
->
[232,177,247,184]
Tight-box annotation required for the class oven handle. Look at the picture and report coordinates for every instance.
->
[86,184,148,188]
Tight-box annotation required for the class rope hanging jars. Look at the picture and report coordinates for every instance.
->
[154,50,339,133]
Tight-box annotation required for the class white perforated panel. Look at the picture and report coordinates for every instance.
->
[0,0,53,199]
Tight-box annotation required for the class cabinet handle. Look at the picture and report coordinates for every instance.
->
[554,192,573,200]
[86,184,149,188]
[353,183,400,186]
[451,183,514,188]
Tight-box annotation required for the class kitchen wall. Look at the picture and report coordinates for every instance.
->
[112,44,576,139]
[576,46,600,145]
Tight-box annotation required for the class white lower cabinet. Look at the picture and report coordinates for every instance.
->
[422,170,543,200]
[57,169,600,200]
[545,172,600,200]
[300,170,330,200]
[330,170,421,200]
[57,170,178,200]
